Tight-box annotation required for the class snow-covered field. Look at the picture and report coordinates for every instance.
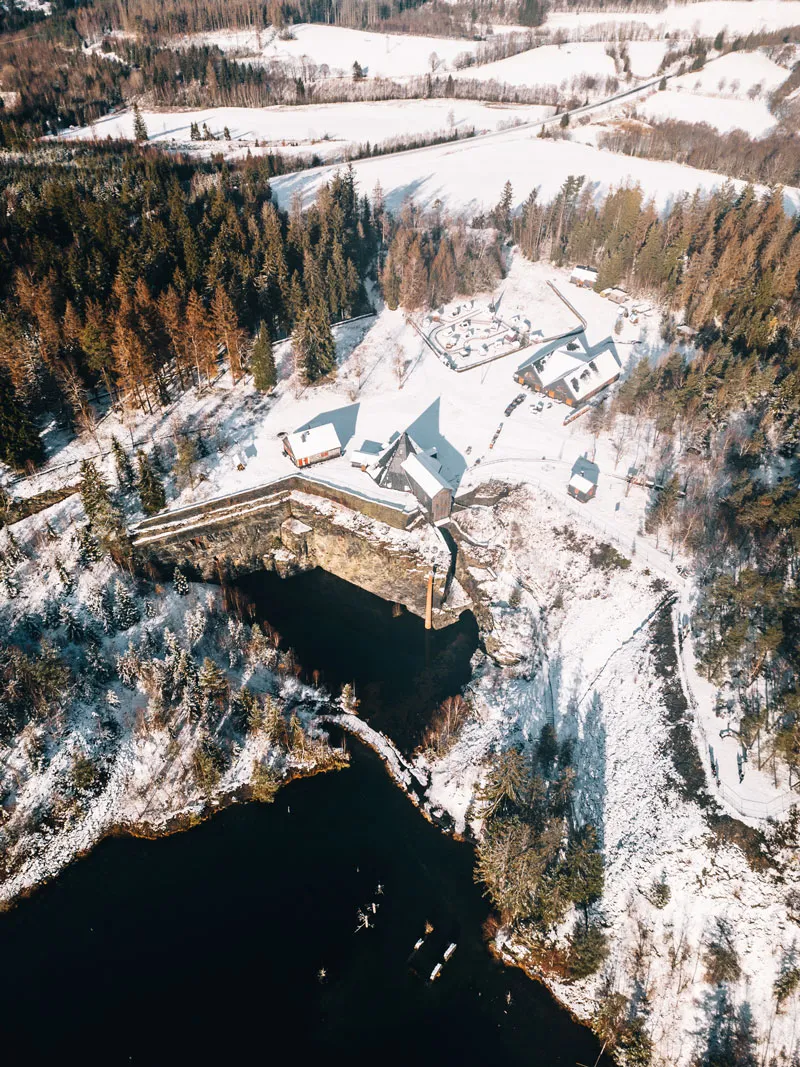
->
[452,41,618,89]
[673,48,791,97]
[170,23,513,78]
[630,50,792,137]
[58,100,554,159]
[638,87,778,135]
[269,124,800,216]
[545,0,800,38]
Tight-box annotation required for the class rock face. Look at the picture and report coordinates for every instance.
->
[131,478,469,629]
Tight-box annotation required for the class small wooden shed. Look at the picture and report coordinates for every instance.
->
[283,423,341,468]
[570,266,598,288]
[567,472,597,503]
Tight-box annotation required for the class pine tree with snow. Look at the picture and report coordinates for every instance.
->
[246,622,271,665]
[80,459,112,523]
[263,694,284,745]
[4,528,24,564]
[59,603,84,642]
[251,322,277,392]
[55,556,74,593]
[144,599,156,619]
[198,657,229,705]
[136,450,166,516]
[116,645,142,688]
[113,579,140,630]
[86,644,112,683]
[338,682,360,716]
[86,583,115,633]
[106,688,121,708]
[76,523,102,565]
[80,459,131,561]
[112,436,136,489]
[173,566,190,595]
[132,103,148,142]
[184,604,207,647]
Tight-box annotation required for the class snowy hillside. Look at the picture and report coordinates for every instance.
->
[169,23,507,78]
[60,99,554,159]
[421,483,800,1067]
[270,126,800,216]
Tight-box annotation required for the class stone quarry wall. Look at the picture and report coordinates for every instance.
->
[131,480,466,629]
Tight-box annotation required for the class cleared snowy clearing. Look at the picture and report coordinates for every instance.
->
[60,100,553,159]
[672,47,791,96]
[638,88,778,136]
[270,125,800,216]
[545,0,800,39]
[170,23,508,78]
[451,41,618,89]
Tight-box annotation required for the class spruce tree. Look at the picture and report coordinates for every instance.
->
[77,523,101,565]
[136,450,166,516]
[293,301,336,383]
[198,657,229,704]
[111,436,135,489]
[173,566,190,595]
[132,104,148,142]
[113,579,140,630]
[55,556,74,593]
[251,322,277,392]
[79,460,113,525]
[0,367,43,471]
[86,584,115,633]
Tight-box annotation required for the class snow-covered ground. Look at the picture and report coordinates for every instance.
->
[169,23,518,78]
[452,41,618,89]
[673,48,791,97]
[58,100,554,159]
[269,124,800,216]
[421,484,800,1067]
[632,49,791,137]
[638,87,778,135]
[545,0,800,39]
[0,493,345,909]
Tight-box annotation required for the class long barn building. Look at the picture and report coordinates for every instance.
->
[515,342,621,408]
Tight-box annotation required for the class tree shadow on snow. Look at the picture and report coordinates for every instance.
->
[405,397,466,490]
[297,402,360,449]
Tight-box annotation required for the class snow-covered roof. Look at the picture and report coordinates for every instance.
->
[285,423,340,459]
[571,266,598,282]
[569,473,595,495]
[533,346,587,389]
[401,452,451,500]
[561,348,621,401]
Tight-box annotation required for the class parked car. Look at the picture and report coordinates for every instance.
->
[535,400,544,412]
[504,393,526,417]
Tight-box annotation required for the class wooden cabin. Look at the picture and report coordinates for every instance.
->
[570,266,598,289]
[568,472,597,503]
[283,423,341,468]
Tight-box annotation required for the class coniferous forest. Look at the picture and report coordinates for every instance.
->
[0,147,377,469]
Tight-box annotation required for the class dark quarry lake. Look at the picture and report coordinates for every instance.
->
[0,569,611,1066]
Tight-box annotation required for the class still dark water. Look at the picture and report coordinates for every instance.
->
[0,569,611,1067]
[239,567,481,752]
